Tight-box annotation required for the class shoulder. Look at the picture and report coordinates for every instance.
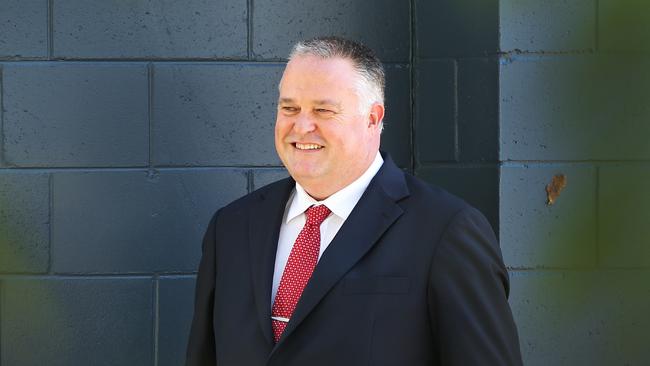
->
[372,155,475,224]
[400,171,476,221]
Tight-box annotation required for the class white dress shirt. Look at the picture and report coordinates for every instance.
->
[271,152,384,305]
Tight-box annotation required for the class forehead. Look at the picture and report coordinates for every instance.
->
[279,55,359,93]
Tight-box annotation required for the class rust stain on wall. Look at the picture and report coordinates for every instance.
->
[546,174,567,205]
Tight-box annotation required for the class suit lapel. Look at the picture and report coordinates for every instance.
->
[271,155,410,352]
[248,177,295,346]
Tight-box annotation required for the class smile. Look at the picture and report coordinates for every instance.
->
[294,143,324,150]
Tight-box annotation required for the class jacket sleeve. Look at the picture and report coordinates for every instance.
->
[186,211,220,366]
[428,207,523,365]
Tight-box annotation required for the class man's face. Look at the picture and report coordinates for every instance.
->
[275,55,383,199]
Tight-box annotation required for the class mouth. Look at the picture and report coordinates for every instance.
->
[293,142,324,151]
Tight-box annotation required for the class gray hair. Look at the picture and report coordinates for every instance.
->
[289,36,385,113]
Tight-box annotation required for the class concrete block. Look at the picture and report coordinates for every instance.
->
[1,277,154,366]
[416,165,498,230]
[380,64,412,168]
[500,164,596,269]
[510,270,650,365]
[599,164,650,267]
[500,55,650,161]
[500,0,595,52]
[252,0,409,62]
[2,63,148,167]
[158,276,196,366]
[414,60,456,163]
[416,0,498,58]
[51,169,247,273]
[152,63,283,166]
[599,0,650,53]
[53,0,247,58]
[0,172,49,273]
[458,58,498,162]
[0,0,48,57]
[252,168,289,191]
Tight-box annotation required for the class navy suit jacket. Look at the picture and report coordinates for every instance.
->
[186,154,523,365]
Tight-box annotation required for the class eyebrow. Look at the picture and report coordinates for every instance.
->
[278,98,341,108]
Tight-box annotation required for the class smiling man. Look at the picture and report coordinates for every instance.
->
[274,52,383,200]
[186,36,523,366]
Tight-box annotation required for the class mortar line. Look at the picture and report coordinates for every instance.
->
[419,162,517,169]
[502,159,650,164]
[594,0,599,52]
[508,266,650,272]
[453,60,459,162]
[0,278,3,363]
[48,173,53,274]
[247,169,254,193]
[47,0,53,59]
[496,57,502,164]
[153,276,160,366]
[247,0,254,59]
[148,63,154,168]
[499,49,595,57]
[6,161,644,171]
[0,273,198,280]
[409,0,416,173]
[0,65,4,167]
[496,54,502,238]
[0,166,286,172]
[594,165,600,268]
[0,59,409,66]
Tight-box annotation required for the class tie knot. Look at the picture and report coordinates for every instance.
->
[305,205,331,227]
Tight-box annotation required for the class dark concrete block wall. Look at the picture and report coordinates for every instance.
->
[509,270,650,365]
[0,0,48,58]
[498,0,650,364]
[252,0,410,62]
[3,0,644,364]
[415,0,650,364]
[152,63,283,166]
[51,170,248,273]
[0,172,49,273]
[52,0,248,59]
[414,0,500,229]
[3,63,149,167]
[0,1,412,365]
[2,278,154,365]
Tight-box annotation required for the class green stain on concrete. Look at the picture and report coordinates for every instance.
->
[506,1,650,364]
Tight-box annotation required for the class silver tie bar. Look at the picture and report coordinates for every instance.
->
[271,316,290,323]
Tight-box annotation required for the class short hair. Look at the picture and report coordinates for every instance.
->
[289,36,385,112]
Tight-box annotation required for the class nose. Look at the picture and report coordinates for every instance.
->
[293,112,317,135]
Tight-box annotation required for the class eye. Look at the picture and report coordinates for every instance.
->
[281,106,299,113]
[315,108,334,114]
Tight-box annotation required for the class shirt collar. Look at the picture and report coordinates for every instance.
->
[285,152,384,223]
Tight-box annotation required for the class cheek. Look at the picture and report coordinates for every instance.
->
[274,118,288,138]
[274,120,288,153]
[341,124,369,146]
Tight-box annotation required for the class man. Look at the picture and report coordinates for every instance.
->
[186,36,523,365]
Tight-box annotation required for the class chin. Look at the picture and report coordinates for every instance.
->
[289,168,320,181]
[287,164,325,182]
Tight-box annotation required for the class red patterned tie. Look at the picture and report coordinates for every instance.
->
[271,204,332,343]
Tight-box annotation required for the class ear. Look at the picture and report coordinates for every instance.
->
[367,102,385,131]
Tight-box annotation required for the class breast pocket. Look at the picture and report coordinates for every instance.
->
[342,276,410,294]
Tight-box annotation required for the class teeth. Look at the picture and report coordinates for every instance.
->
[295,143,323,150]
